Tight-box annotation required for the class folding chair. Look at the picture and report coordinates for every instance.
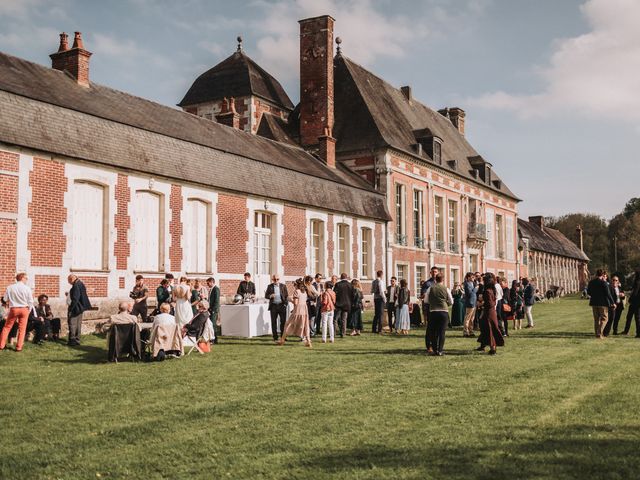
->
[183,319,207,355]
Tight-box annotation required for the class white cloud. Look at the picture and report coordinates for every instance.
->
[90,32,172,69]
[468,0,640,124]
[250,0,429,82]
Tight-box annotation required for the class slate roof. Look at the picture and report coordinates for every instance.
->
[178,50,294,110]
[256,113,298,146]
[0,51,389,221]
[332,55,519,200]
[518,219,589,261]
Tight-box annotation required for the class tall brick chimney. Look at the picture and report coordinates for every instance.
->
[438,107,466,135]
[50,31,92,87]
[576,224,584,251]
[299,15,336,167]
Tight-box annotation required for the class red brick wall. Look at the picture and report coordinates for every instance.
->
[0,219,17,293]
[0,175,18,213]
[80,276,108,298]
[169,184,183,272]
[28,158,66,267]
[220,279,239,297]
[327,214,335,275]
[375,223,383,274]
[217,194,248,274]
[0,150,19,172]
[114,174,130,270]
[35,274,60,297]
[282,205,306,276]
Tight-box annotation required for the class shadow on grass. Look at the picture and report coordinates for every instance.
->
[47,342,111,364]
[516,331,597,339]
[295,425,640,479]
[317,348,476,356]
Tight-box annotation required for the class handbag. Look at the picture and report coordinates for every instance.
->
[502,303,512,313]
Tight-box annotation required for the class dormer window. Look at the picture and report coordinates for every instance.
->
[433,139,442,165]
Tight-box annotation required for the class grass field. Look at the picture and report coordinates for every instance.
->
[1,296,639,480]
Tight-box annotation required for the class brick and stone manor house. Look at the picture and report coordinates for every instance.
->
[0,14,523,313]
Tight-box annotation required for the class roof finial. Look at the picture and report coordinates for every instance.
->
[335,36,342,55]
[237,35,243,52]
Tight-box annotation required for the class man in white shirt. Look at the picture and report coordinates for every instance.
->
[152,302,176,328]
[0,273,34,352]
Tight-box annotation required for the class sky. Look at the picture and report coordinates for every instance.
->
[1,0,638,220]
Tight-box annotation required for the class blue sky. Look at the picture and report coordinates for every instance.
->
[1,0,638,219]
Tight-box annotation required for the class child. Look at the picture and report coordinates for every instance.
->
[320,281,336,343]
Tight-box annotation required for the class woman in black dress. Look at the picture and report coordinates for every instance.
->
[477,273,504,355]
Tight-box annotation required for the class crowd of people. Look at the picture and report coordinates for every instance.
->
[1,266,639,358]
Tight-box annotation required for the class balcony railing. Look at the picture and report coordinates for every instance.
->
[395,233,407,246]
[414,237,426,249]
[434,240,445,251]
[449,242,460,254]
[467,222,488,241]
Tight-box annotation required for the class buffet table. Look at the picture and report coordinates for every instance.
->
[220,303,276,338]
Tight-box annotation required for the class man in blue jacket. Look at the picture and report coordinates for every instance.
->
[587,269,615,339]
[463,272,477,337]
[67,274,92,346]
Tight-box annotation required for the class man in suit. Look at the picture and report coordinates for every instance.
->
[207,277,221,344]
[333,273,353,338]
[587,269,616,339]
[67,274,92,346]
[385,276,399,333]
[237,272,256,297]
[371,270,386,333]
[312,273,324,336]
[265,274,288,342]
[421,267,439,352]
[463,272,478,337]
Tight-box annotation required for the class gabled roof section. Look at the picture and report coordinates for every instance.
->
[0,51,389,221]
[256,113,298,146]
[178,50,294,110]
[518,219,589,261]
[333,55,519,200]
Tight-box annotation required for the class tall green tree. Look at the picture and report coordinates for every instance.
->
[545,213,609,271]
[608,212,640,282]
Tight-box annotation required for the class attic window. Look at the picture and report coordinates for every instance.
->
[447,160,458,170]
[433,139,442,165]
[492,179,502,189]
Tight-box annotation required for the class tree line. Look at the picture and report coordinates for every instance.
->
[545,197,640,285]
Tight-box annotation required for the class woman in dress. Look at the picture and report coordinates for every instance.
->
[350,279,364,336]
[395,279,411,335]
[304,275,319,336]
[278,278,312,347]
[510,280,524,330]
[190,279,201,315]
[451,282,465,328]
[174,277,194,327]
[477,273,504,355]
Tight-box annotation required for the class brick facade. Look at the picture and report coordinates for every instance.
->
[28,157,66,267]
[114,173,130,270]
[282,205,307,276]
[35,274,60,297]
[80,276,108,297]
[0,219,17,293]
[216,193,248,274]
[169,184,183,272]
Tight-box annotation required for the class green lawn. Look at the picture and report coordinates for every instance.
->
[1,296,639,480]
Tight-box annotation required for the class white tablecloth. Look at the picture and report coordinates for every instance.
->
[220,304,273,338]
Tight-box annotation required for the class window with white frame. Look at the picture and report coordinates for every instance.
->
[254,212,273,275]
[361,227,372,278]
[310,219,325,276]
[415,265,426,293]
[434,196,444,248]
[486,208,495,258]
[506,216,515,261]
[186,199,210,273]
[413,189,424,247]
[337,223,350,275]
[447,199,458,252]
[433,139,442,164]
[450,267,460,287]
[71,181,106,270]
[134,190,163,271]
[396,264,408,282]
[395,184,406,243]
[496,214,504,258]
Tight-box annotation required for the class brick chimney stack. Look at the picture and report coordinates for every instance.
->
[299,15,336,167]
[576,224,584,251]
[529,216,544,230]
[215,97,241,129]
[50,31,92,87]
[438,107,466,135]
